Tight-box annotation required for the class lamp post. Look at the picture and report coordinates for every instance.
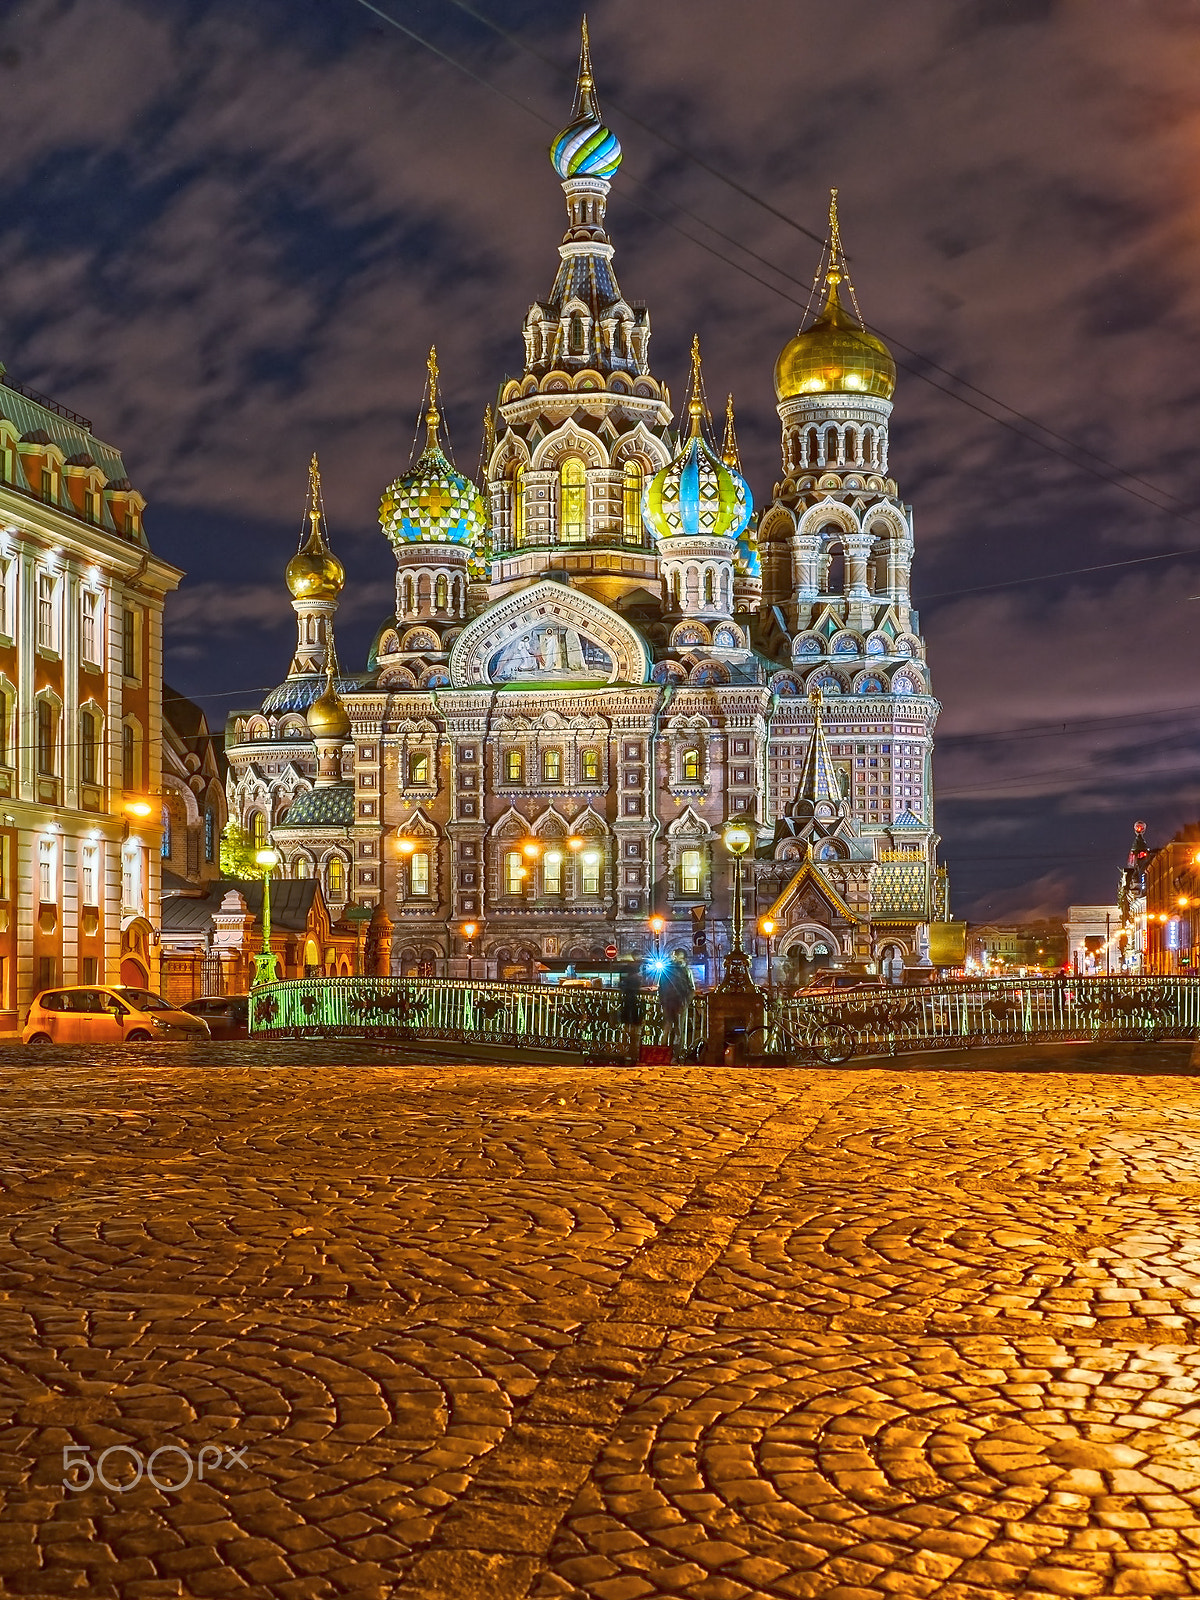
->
[716,815,755,993]
[252,847,280,988]
[461,920,477,983]
[760,917,776,994]
[649,913,665,969]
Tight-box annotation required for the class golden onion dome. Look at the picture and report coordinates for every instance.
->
[774,272,896,402]
[306,679,350,741]
[286,538,345,601]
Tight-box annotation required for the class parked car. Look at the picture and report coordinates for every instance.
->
[181,995,250,1039]
[23,987,211,1046]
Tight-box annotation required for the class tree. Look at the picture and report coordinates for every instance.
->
[220,822,260,881]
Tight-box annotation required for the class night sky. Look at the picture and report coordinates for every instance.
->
[1,0,1197,920]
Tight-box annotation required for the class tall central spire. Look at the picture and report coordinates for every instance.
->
[423,345,442,454]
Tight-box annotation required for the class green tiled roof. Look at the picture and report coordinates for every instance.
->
[276,786,354,828]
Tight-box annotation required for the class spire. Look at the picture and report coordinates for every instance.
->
[818,187,865,327]
[301,453,328,552]
[721,393,741,471]
[571,15,601,125]
[686,334,706,440]
[285,451,345,605]
[794,688,844,807]
[481,403,495,473]
[423,345,442,454]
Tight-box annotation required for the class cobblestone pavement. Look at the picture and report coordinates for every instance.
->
[0,1042,1199,1597]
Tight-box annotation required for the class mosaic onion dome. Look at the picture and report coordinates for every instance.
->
[306,675,351,741]
[549,19,622,180]
[379,348,488,549]
[775,190,896,402]
[643,339,752,543]
[286,454,345,600]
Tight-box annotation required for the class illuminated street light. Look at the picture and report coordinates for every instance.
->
[461,920,478,982]
[717,815,756,992]
[123,799,153,819]
[760,916,776,993]
[252,847,281,989]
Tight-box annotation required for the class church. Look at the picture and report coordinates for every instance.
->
[224,26,945,983]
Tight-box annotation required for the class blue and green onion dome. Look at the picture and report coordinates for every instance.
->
[551,114,622,180]
[643,429,753,544]
[735,521,761,579]
[379,443,488,549]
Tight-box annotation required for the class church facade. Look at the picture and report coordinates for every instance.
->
[225,28,944,983]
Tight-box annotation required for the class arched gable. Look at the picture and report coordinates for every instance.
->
[530,420,609,472]
[448,581,651,688]
[797,497,861,540]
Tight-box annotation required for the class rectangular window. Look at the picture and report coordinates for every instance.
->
[204,809,215,862]
[80,709,97,785]
[80,957,99,985]
[122,724,135,790]
[542,748,561,783]
[81,591,99,663]
[37,574,54,650]
[409,752,429,785]
[680,848,702,896]
[505,749,523,784]
[410,850,430,896]
[40,468,53,502]
[37,701,54,775]
[0,560,8,635]
[37,956,56,993]
[582,853,601,896]
[0,690,6,767]
[121,607,136,678]
[81,845,99,908]
[543,852,563,895]
[504,850,524,895]
[39,840,54,904]
[581,749,599,783]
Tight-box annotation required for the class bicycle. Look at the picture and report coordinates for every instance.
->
[744,992,857,1066]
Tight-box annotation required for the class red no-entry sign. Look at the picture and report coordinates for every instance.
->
[604,943,618,959]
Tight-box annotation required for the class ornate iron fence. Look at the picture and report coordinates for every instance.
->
[248,975,709,1060]
[785,975,1200,1055]
[247,974,1200,1059]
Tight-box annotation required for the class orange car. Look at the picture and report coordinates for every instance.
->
[23,986,210,1045]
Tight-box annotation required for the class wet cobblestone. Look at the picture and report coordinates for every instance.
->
[0,1043,1196,1596]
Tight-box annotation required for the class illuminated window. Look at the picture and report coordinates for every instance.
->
[81,845,98,908]
[160,804,171,860]
[39,701,56,776]
[294,857,310,879]
[622,460,642,543]
[505,749,523,784]
[250,811,267,851]
[204,808,215,862]
[560,458,586,544]
[680,848,702,896]
[543,748,561,783]
[581,748,599,783]
[544,853,563,895]
[39,840,54,904]
[409,752,429,785]
[37,574,55,650]
[410,850,430,896]
[325,856,345,899]
[435,575,448,611]
[81,591,99,663]
[504,850,524,895]
[0,560,8,635]
[511,463,526,546]
[681,748,701,783]
[582,852,601,896]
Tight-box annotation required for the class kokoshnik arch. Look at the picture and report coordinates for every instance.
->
[224,23,946,982]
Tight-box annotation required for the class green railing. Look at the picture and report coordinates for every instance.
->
[784,975,1200,1054]
[248,975,708,1060]
[248,974,1200,1060]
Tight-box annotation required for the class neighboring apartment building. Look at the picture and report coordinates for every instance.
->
[0,361,181,1027]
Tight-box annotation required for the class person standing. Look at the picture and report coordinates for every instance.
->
[617,960,645,1065]
[658,951,696,1062]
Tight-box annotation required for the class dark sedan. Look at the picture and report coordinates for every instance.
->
[181,995,250,1039]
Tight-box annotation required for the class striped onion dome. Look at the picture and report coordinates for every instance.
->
[549,20,622,180]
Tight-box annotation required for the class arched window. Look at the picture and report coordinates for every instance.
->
[843,428,857,465]
[681,748,701,783]
[560,458,586,544]
[409,752,429,785]
[703,569,715,606]
[543,748,561,783]
[823,425,838,465]
[862,427,875,467]
[581,748,599,783]
[511,463,526,547]
[622,460,642,544]
[680,848,702,896]
[119,721,133,788]
[80,707,98,785]
[294,857,310,879]
[435,574,448,611]
[410,850,430,896]
[505,748,523,784]
[825,543,845,595]
[204,808,215,862]
[250,811,267,851]
[325,855,345,899]
[402,576,415,613]
[160,804,171,860]
[671,570,682,610]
